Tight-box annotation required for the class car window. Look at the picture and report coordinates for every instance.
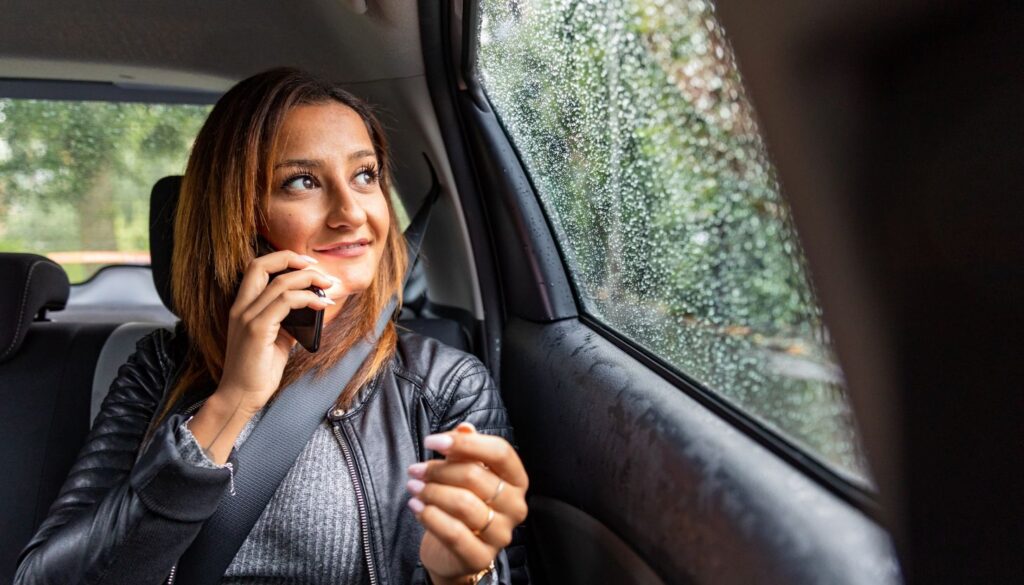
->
[0,98,211,282]
[478,0,869,480]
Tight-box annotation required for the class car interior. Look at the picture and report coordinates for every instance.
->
[0,1,1020,584]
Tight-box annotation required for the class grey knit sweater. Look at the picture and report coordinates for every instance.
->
[178,410,369,584]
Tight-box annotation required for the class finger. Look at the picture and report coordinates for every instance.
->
[234,251,319,311]
[244,267,339,317]
[409,481,514,549]
[317,276,350,301]
[411,460,527,524]
[247,290,335,335]
[408,497,497,571]
[423,432,528,489]
[297,264,350,300]
[413,461,495,497]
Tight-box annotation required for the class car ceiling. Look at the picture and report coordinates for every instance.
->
[0,0,487,320]
[0,0,423,91]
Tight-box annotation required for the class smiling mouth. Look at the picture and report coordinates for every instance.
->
[315,238,376,257]
[316,239,369,251]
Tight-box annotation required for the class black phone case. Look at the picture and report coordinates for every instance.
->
[256,237,325,353]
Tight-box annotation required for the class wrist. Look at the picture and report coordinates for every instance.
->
[209,383,264,418]
[187,385,260,465]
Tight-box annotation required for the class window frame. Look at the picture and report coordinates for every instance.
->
[463,0,879,516]
[0,78,221,105]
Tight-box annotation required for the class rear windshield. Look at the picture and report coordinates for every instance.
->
[0,99,211,282]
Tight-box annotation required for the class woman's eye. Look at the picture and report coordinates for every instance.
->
[354,167,378,187]
[284,175,317,191]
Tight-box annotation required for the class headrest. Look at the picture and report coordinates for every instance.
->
[149,175,181,315]
[0,253,70,364]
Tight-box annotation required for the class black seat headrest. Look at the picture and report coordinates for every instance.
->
[0,253,70,364]
[149,175,181,315]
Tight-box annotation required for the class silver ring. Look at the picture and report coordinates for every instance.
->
[484,479,506,505]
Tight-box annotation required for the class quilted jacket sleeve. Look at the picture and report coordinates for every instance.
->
[411,355,530,585]
[13,329,232,585]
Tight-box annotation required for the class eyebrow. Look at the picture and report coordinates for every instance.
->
[274,149,377,170]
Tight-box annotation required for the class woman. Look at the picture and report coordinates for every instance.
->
[14,68,529,585]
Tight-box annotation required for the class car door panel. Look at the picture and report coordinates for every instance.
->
[526,496,665,585]
[503,317,897,585]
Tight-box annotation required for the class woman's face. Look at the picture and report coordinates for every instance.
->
[262,102,391,321]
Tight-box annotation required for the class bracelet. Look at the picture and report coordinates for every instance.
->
[469,560,496,584]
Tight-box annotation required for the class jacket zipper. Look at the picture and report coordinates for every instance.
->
[182,399,204,417]
[168,401,376,585]
[332,413,380,585]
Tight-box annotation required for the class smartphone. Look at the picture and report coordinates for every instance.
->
[256,236,325,353]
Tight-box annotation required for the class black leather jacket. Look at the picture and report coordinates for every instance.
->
[13,326,528,585]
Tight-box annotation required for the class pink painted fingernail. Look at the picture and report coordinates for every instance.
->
[407,479,425,494]
[300,255,318,264]
[408,497,425,514]
[408,462,427,478]
[424,434,454,452]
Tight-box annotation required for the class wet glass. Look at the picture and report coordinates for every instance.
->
[478,0,870,480]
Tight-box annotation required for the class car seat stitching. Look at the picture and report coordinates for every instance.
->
[0,260,48,361]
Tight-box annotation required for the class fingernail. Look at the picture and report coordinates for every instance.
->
[408,497,424,514]
[408,462,427,478]
[328,274,342,282]
[407,479,425,494]
[300,255,318,264]
[322,298,336,305]
[424,434,453,452]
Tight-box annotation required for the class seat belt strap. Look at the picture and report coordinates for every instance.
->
[403,153,441,286]
[174,155,440,584]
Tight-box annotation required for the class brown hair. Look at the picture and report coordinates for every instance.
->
[157,67,407,424]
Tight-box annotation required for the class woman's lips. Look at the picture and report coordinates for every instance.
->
[315,240,371,258]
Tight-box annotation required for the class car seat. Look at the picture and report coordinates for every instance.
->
[0,253,121,583]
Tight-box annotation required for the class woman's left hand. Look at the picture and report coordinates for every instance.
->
[407,422,529,585]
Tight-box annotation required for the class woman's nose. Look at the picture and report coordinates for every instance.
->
[325,184,367,229]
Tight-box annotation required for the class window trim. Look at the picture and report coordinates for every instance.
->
[580,311,879,515]
[0,78,220,105]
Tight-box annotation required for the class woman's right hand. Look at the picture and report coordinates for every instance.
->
[187,251,344,463]
[219,250,342,411]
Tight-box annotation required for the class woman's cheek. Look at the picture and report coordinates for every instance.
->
[267,207,317,251]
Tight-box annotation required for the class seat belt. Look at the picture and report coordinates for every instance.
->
[174,156,440,584]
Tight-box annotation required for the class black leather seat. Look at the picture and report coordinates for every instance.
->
[0,254,120,583]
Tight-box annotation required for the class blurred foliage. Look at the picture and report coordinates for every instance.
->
[0,99,210,281]
[479,0,868,479]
